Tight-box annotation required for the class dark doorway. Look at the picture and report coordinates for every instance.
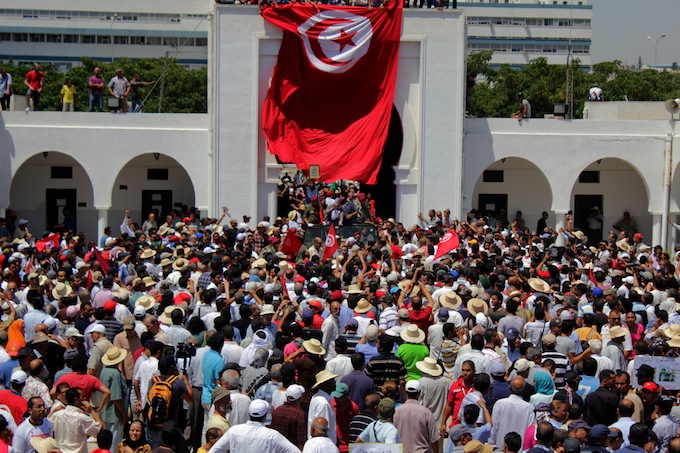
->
[363,105,403,219]
[477,193,508,217]
[574,194,603,242]
[142,190,173,219]
[46,189,77,232]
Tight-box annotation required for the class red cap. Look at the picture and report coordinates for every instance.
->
[268,236,280,244]
[7,342,22,357]
[634,233,643,240]
[308,300,323,310]
[104,300,117,312]
[295,275,306,284]
[642,382,659,393]
[170,235,181,242]
[376,290,386,299]
[173,293,191,305]
[331,290,344,301]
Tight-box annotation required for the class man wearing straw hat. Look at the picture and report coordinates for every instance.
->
[308,369,338,444]
[100,346,128,448]
[398,324,429,381]
[418,357,453,427]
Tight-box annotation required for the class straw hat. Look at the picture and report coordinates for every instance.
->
[663,324,680,338]
[159,258,173,268]
[312,369,339,389]
[31,437,61,453]
[346,284,365,294]
[528,278,552,294]
[172,245,185,258]
[102,346,128,366]
[616,240,630,252]
[52,282,72,299]
[253,258,267,269]
[609,326,626,340]
[468,298,489,316]
[573,230,585,241]
[143,276,156,288]
[158,224,171,236]
[172,258,188,271]
[354,298,373,314]
[302,338,326,356]
[400,324,425,344]
[135,295,156,310]
[440,291,462,309]
[416,357,443,377]
[140,249,156,260]
[159,305,184,325]
[668,335,680,348]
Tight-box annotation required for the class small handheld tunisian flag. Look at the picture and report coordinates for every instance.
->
[323,224,338,261]
[261,1,402,184]
[35,233,60,253]
[434,230,460,261]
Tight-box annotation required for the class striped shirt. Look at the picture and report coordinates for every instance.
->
[365,352,408,387]
[378,306,398,331]
[541,350,570,389]
[349,412,378,443]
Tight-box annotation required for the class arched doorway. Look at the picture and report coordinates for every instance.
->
[472,158,552,231]
[570,158,650,242]
[363,105,404,219]
[111,153,197,226]
[10,152,96,236]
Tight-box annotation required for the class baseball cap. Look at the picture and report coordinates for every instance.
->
[331,290,344,301]
[490,361,506,377]
[212,386,230,403]
[65,327,84,338]
[514,358,532,373]
[398,308,410,319]
[563,437,581,453]
[134,305,147,317]
[286,384,305,402]
[104,300,117,312]
[592,287,604,298]
[123,316,135,330]
[308,300,323,310]
[549,319,562,329]
[249,399,270,418]
[405,380,422,393]
[331,382,350,399]
[90,324,107,334]
[11,370,27,385]
[64,349,79,360]
[590,424,618,439]
[569,419,591,431]
[505,327,520,340]
[346,319,359,329]
[542,334,557,346]
[641,382,660,393]
[438,307,450,319]
[365,324,379,342]
[224,362,245,372]
[449,424,475,441]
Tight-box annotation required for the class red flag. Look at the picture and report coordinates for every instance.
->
[35,233,60,253]
[323,224,338,261]
[281,229,303,260]
[261,2,403,184]
[434,230,460,261]
[92,247,110,275]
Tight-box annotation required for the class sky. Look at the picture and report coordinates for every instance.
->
[592,0,680,66]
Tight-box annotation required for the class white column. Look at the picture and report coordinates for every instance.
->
[651,213,662,247]
[96,206,109,247]
[554,210,568,247]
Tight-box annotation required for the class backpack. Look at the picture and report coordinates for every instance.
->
[146,375,179,426]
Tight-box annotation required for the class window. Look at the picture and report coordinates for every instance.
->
[163,37,179,46]
[579,171,599,183]
[47,34,62,43]
[97,36,111,44]
[148,169,169,180]
[146,37,162,45]
[483,170,504,183]
[130,36,145,45]
[195,37,207,47]
[81,35,96,43]
[0,33,10,41]
[30,33,45,42]
[51,166,73,179]
[114,36,128,44]
[63,34,78,43]
[12,33,28,42]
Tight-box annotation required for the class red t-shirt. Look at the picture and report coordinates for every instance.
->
[409,306,433,336]
[446,378,474,427]
[54,372,103,401]
[25,70,44,91]
[0,390,28,425]
[331,398,360,452]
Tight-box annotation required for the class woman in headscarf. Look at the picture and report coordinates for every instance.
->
[116,421,151,453]
[7,320,26,347]
[239,330,270,368]
[529,371,556,408]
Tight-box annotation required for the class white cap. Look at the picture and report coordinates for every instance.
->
[90,324,107,334]
[75,261,90,270]
[203,247,216,254]
[11,370,27,384]
[405,380,422,393]
[248,399,270,418]
[43,317,58,330]
[134,305,147,317]
[286,384,305,402]
[624,276,634,285]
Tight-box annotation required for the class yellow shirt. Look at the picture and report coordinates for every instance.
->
[61,85,76,103]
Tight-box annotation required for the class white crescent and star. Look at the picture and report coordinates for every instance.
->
[325,233,336,247]
[298,10,373,73]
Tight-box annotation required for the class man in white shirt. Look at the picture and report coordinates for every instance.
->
[52,388,103,453]
[303,417,339,453]
[325,338,353,381]
[307,371,338,444]
[133,341,163,413]
[12,396,53,453]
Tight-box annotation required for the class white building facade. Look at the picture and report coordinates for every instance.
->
[1,7,676,249]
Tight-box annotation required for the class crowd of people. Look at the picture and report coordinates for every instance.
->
[0,64,155,113]
[0,177,680,453]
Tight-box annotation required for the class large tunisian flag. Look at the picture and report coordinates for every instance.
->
[261,1,402,184]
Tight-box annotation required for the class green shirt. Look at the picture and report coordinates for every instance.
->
[99,366,128,423]
[396,343,429,381]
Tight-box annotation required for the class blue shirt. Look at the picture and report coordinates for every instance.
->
[23,310,49,342]
[202,349,225,404]
[0,359,18,388]
[577,375,600,398]
[355,343,379,364]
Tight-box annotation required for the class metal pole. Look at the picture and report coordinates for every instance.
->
[110,14,118,63]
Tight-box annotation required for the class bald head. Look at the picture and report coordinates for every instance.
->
[29,359,44,377]
[35,323,47,333]
[365,394,381,414]
[510,376,526,394]
[311,417,329,437]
